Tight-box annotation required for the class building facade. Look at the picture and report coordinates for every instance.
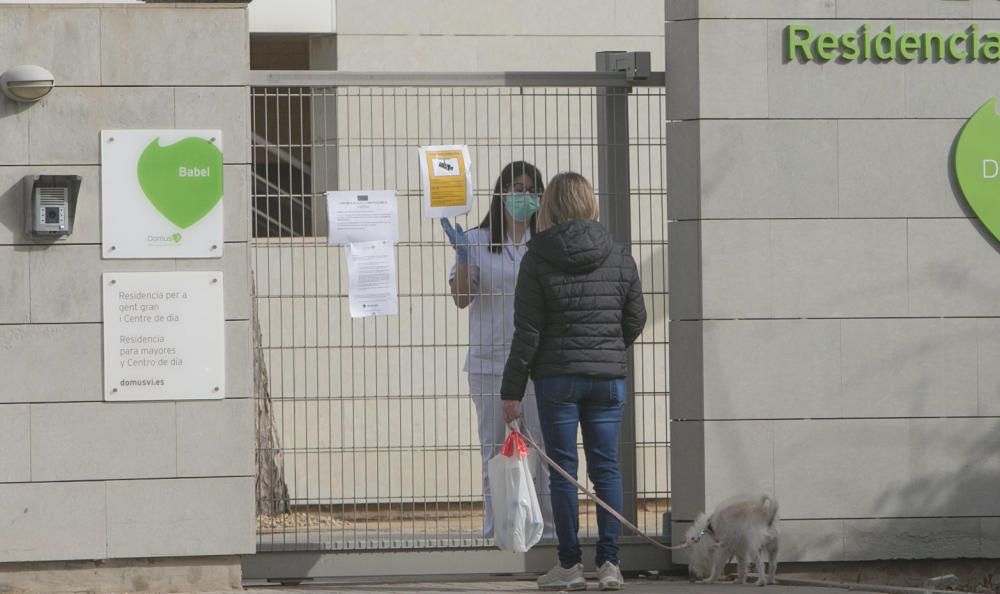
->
[0,0,998,590]
[668,0,1000,562]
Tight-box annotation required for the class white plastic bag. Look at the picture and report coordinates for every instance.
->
[487,427,544,552]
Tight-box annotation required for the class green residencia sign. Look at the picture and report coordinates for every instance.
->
[955,98,1000,244]
[786,25,1000,243]
[787,24,1000,62]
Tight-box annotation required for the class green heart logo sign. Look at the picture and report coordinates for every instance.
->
[955,98,1000,244]
[137,137,223,229]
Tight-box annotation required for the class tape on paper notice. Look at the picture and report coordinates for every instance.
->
[346,241,398,318]
[418,144,473,218]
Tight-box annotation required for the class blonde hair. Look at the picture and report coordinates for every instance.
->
[536,172,598,231]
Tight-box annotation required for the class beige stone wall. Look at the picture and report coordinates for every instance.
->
[334,0,665,71]
[0,3,253,565]
[668,0,1000,562]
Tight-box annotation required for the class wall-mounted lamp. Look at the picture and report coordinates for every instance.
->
[1,65,54,103]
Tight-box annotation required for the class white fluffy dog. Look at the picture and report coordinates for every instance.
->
[684,494,779,586]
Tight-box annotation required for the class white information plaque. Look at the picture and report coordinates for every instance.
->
[101,129,223,259]
[103,271,225,401]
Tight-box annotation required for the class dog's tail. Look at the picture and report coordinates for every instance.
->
[761,494,779,527]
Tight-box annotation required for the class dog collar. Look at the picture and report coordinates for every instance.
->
[692,520,716,543]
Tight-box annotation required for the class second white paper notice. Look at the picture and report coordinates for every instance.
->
[346,241,398,317]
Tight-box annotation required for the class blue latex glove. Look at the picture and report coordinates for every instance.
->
[440,218,471,265]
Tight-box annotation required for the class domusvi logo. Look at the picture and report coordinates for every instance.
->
[101,129,224,259]
[955,98,1000,244]
[137,137,223,229]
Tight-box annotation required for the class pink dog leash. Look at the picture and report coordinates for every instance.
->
[516,428,689,552]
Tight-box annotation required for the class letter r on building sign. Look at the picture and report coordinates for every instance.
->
[983,159,999,179]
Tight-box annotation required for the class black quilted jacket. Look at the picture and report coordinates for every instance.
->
[500,219,646,401]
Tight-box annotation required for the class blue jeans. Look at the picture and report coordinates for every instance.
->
[534,375,626,568]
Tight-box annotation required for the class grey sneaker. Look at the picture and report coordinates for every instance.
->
[537,562,586,591]
[597,561,623,591]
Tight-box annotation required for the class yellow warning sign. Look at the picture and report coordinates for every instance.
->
[425,149,466,207]
[419,145,473,218]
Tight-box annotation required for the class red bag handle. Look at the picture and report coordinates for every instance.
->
[500,429,528,458]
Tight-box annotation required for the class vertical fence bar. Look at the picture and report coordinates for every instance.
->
[595,53,637,527]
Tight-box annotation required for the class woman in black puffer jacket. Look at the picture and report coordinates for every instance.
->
[500,172,646,592]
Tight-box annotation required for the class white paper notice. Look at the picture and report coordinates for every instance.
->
[346,241,398,317]
[326,190,400,245]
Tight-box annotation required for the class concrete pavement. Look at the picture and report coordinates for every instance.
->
[212,576,912,594]
[239,582,800,594]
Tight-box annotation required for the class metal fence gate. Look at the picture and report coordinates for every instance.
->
[246,62,668,580]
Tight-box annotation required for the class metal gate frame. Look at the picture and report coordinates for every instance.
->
[245,57,670,582]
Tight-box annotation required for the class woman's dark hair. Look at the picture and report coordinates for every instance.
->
[478,161,545,253]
